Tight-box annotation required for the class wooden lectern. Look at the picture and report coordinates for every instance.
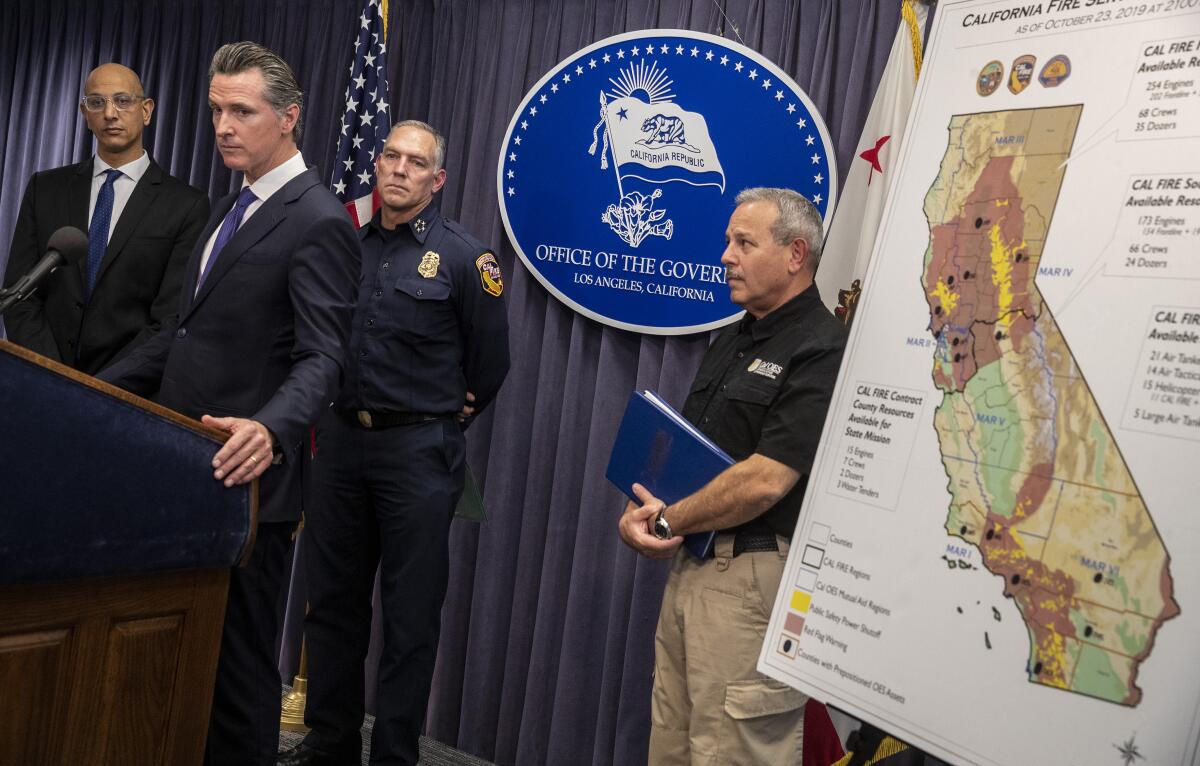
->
[0,340,255,765]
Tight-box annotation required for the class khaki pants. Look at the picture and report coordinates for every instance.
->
[649,534,806,766]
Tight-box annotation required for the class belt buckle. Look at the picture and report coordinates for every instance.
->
[356,410,373,428]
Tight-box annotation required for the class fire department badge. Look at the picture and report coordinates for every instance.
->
[476,252,504,297]
[1039,55,1071,87]
[1008,55,1036,94]
[418,251,440,278]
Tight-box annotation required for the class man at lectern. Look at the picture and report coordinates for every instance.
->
[98,42,360,766]
[3,63,209,375]
[618,187,846,764]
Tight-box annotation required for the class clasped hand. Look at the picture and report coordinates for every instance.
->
[617,482,683,559]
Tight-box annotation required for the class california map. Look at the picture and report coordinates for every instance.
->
[921,106,1179,705]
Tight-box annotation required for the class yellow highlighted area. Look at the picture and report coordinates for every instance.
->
[1037,629,1070,689]
[930,279,959,313]
[790,590,812,613]
[988,222,1017,329]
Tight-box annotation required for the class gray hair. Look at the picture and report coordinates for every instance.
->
[735,187,825,270]
[391,119,447,172]
[209,42,305,144]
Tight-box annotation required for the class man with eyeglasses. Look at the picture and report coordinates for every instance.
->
[3,63,208,375]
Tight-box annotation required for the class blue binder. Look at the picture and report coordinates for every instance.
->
[606,390,734,559]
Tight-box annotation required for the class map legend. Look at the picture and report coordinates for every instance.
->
[827,381,925,510]
[1123,305,1200,441]
[794,568,819,591]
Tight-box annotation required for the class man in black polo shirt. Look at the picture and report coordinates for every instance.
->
[279,120,509,766]
[619,187,846,764]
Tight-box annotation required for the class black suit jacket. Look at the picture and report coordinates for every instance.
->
[99,167,361,523]
[2,157,209,374]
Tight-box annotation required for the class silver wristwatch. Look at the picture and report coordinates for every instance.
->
[653,507,673,540]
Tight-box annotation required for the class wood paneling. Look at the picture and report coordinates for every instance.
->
[0,569,229,765]
[0,630,71,765]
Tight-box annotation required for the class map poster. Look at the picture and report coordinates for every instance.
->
[760,2,1200,765]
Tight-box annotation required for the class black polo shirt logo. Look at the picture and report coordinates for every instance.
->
[747,358,783,380]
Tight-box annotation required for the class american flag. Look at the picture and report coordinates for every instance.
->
[330,0,391,227]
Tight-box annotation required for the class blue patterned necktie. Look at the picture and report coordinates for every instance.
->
[85,169,121,297]
[197,186,258,290]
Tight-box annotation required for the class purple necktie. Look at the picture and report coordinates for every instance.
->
[197,186,257,290]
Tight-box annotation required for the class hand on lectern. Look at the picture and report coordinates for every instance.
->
[203,415,273,487]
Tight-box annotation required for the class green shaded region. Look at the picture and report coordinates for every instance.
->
[1116,619,1149,656]
[943,504,966,537]
[1111,574,1132,610]
[935,397,972,533]
[1064,635,1083,686]
[1071,643,1129,702]
[935,396,970,460]
[932,354,958,393]
[1069,609,1087,637]
[962,359,1025,517]
[1100,490,1118,514]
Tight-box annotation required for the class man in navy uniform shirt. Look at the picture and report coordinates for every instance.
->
[279,120,510,766]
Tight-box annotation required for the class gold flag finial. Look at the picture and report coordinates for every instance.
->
[835,279,863,327]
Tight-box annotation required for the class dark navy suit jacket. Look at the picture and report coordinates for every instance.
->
[100,166,361,523]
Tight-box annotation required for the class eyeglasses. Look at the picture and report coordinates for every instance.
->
[80,93,146,112]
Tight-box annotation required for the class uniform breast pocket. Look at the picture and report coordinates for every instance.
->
[393,277,453,337]
[724,379,778,408]
[722,378,780,445]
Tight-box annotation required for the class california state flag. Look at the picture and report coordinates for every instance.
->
[816,1,927,322]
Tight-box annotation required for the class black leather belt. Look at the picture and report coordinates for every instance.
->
[732,531,783,557]
[339,409,448,430]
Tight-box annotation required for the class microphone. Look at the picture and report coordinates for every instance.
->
[0,227,89,315]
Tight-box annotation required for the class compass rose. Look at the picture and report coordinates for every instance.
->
[1114,733,1144,766]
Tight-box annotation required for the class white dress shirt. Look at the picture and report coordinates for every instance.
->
[88,152,151,244]
[196,151,309,282]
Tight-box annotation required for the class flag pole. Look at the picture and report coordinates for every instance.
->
[286,0,393,732]
[599,92,625,199]
[280,519,310,732]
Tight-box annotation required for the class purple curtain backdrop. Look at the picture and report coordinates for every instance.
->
[1,2,927,764]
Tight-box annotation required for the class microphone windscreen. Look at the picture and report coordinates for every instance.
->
[47,226,90,265]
